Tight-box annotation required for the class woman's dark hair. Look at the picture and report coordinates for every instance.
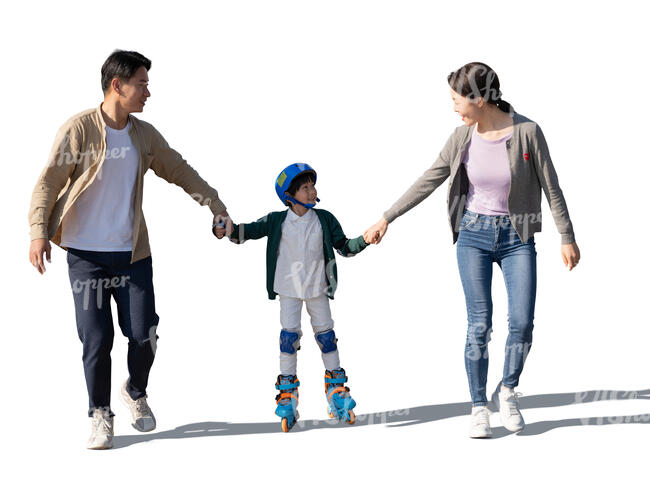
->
[447,62,513,114]
[101,50,152,93]
[286,171,316,201]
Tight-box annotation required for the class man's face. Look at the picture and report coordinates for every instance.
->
[115,66,150,113]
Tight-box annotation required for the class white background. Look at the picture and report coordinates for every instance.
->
[2,0,648,482]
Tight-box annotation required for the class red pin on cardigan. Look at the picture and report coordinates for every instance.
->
[524,153,530,161]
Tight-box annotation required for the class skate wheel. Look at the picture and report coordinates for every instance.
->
[281,417,289,433]
[328,410,335,419]
[347,410,356,424]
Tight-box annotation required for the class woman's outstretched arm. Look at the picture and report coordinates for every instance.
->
[365,130,457,244]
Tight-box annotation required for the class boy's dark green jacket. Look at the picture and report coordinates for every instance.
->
[219,208,368,300]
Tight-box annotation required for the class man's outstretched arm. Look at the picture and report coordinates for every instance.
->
[148,125,228,216]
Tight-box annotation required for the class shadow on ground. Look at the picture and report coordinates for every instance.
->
[113,388,650,448]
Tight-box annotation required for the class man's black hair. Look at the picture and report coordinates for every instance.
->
[101,50,151,93]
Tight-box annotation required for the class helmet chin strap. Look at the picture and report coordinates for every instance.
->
[286,196,320,209]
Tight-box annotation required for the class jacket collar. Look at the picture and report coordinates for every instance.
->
[459,110,525,146]
[286,207,316,222]
[96,103,136,131]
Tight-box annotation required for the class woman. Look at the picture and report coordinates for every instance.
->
[365,62,581,438]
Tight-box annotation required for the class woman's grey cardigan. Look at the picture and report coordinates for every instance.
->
[383,112,576,245]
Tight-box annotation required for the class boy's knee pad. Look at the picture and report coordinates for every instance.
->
[279,329,302,355]
[315,329,338,353]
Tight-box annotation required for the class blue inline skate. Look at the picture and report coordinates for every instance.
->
[275,374,300,432]
[324,368,356,424]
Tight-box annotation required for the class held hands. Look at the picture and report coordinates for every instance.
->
[213,210,234,239]
[363,217,389,244]
[29,238,51,274]
[561,242,581,271]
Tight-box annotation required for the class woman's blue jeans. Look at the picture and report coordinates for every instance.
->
[456,208,537,406]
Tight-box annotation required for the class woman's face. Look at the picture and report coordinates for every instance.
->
[450,88,482,126]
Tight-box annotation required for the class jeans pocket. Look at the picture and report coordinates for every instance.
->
[66,249,76,266]
[460,213,480,230]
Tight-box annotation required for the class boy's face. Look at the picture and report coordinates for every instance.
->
[290,180,317,207]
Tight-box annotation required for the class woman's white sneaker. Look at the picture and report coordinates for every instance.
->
[121,380,156,432]
[87,407,114,450]
[469,406,492,438]
[492,382,525,432]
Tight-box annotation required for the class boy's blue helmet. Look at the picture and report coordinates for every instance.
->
[275,163,320,208]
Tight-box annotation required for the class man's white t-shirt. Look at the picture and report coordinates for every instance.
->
[61,122,139,251]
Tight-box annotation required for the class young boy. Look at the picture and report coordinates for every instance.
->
[213,163,369,431]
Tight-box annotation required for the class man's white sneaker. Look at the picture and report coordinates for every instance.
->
[492,382,525,432]
[121,380,156,432]
[469,406,492,438]
[87,407,114,450]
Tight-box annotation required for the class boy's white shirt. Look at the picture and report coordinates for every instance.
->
[273,208,328,299]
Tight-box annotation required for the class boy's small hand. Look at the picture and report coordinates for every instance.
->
[213,211,234,239]
[364,217,388,244]
[214,226,227,239]
[363,232,375,244]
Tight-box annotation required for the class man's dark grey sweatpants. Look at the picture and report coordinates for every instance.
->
[66,248,159,416]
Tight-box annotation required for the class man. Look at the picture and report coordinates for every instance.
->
[28,50,232,450]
